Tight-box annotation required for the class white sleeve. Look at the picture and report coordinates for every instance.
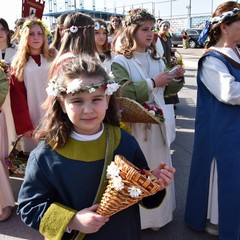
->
[200,56,240,105]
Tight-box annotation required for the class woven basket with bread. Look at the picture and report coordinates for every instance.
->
[96,155,162,217]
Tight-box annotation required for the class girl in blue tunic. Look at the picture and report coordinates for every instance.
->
[185,2,240,239]
[17,55,175,240]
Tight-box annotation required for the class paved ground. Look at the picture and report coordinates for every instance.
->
[0,47,218,240]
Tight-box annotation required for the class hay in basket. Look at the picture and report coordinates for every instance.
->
[96,155,162,217]
[5,135,28,178]
[116,97,164,125]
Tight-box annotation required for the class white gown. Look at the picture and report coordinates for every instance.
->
[0,111,15,214]
[113,51,176,229]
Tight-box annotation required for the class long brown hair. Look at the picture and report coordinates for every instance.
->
[35,55,119,149]
[94,19,112,60]
[50,13,68,51]
[108,15,122,36]
[116,8,159,60]
[49,12,97,78]
[0,18,11,47]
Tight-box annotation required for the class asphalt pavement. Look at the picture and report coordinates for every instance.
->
[0,47,218,240]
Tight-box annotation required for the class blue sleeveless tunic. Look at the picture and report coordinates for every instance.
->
[185,51,240,240]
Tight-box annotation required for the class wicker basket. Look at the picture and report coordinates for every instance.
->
[5,135,29,178]
[96,155,162,217]
[116,97,163,125]
[171,50,183,67]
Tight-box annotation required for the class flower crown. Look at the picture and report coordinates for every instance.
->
[64,22,99,33]
[20,18,50,37]
[124,8,155,26]
[94,22,107,31]
[0,60,10,78]
[46,72,120,97]
[198,7,239,45]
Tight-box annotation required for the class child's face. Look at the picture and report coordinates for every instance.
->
[0,24,8,44]
[95,29,107,49]
[111,18,120,29]
[60,77,110,135]
[134,20,154,52]
[28,24,44,54]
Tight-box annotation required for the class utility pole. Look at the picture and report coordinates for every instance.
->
[186,0,191,28]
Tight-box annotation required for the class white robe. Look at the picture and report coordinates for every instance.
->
[113,51,176,229]
[19,55,51,152]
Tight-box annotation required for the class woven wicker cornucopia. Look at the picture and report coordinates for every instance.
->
[5,135,29,178]
[116,97,163,125]
[96,155,162,217]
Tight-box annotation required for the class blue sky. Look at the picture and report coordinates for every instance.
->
[0,0,231,29]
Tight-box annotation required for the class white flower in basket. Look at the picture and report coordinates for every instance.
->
[96,155,162,217]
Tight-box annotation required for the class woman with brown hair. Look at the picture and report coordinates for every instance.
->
[108,15,122,44]
[49,12,98,78]
[50,13,68,51]
[185,2,240,239]
[94,19,114,72]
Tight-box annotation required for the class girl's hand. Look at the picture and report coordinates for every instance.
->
[151,163,176,189]
[68,204,109,234]
[23,130,34,138]
[152,66,185,88]
[152,72,173,88]
[174,66,185,79]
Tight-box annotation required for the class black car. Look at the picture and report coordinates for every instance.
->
[171,28,204,48]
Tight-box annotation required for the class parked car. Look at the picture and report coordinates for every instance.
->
[171,28,204,48]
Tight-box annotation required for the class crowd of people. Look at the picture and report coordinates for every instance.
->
[0,1,240,239]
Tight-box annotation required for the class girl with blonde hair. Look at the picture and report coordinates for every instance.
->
[10,17,56,152]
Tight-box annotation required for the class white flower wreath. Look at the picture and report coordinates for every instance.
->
[46,80,60,97]
[95,22,106,31]
[46,78,120,97]
[95,22,100,30]
[66,79,82,94]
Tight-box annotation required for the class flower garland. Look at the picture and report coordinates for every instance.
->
[124,8,155,26]
[94,22,106,31]
[0,60,10,78]
[106,161,143,198]
[46,74,120,97]
[142,103,165,123]
[64,22,98,33]
[20,18,50,37]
